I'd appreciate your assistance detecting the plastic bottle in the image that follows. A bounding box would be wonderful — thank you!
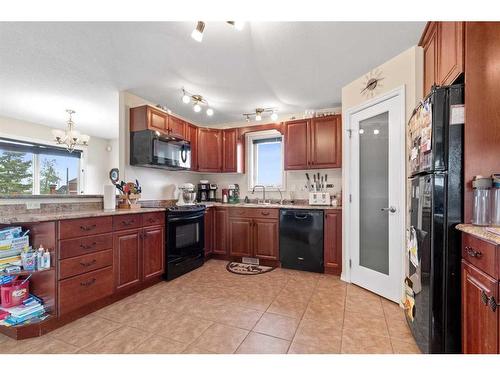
[37,245,44,270]
[42,250,51,270]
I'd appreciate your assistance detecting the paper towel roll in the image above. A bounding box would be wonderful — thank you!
[103,184,116,211]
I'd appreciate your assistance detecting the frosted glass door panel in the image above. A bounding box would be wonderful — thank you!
[359,112,389,275]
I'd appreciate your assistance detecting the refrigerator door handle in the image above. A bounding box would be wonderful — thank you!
[381,206,397,213]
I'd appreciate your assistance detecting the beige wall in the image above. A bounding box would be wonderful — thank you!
[0,115,118,195]
[342,46,423,123]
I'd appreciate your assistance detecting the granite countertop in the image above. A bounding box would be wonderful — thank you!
[0,194,103,200]
[203,202,342,210]
[0,207,166,225]
[456,224,500,245]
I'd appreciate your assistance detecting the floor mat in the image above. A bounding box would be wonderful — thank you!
[226,262,274,275]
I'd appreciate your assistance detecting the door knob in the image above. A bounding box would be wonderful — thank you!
[381,207,396,213]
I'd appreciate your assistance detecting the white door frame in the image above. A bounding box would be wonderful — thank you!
[341,86,406,302]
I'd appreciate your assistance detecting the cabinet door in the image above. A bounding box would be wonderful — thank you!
[422,22,437,96]
[228,218,253,257]
[198,129,222,172]
[253,218,279,260]
[222,128,237,173]
[149,107,168,132]
[310,115,341,168]
[324,211,342,274]
[284,119,309,170]
[142,226,164,281]
[461,261,498,354]
[113,229,142,291]
[437,22,464,86]
[186,124,198,171]
[213,208,228,254]
[168,116,186,139]
[204,207,214,256]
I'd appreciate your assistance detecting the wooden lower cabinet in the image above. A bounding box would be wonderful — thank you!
[461,260,498,354]
[228,208,279,261]
[114,229,142,291]
[204,207,214,256]
[213,207,228,254]
[228,218,253,257]
[253,218,279,260]
[142,225,165,281]
[324,210,342,275]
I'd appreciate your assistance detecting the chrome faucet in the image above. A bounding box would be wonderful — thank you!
[252,185,267,204]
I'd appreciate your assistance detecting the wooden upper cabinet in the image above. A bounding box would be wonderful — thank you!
[198,128,222,172]
[437,22,464,87]
[419,22,464,96]
[421,22,438,96]
[222,128,237,173]
[168,116,186,139]
[253,218,279,260]
[228,218,253,257]
[130,105,168,133]
[150,108,168,132]
[142,225,164,282]
[186,123,199,171]
[310,115,342,168]
[324,210,342,275]
[284,119,310,170]
[461,261,498,354]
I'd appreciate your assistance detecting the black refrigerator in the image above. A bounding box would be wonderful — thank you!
[405,84,464,354]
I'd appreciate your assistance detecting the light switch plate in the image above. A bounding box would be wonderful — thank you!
[26,202,41,210]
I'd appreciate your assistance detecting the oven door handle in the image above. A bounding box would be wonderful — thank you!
[168,213,205,222]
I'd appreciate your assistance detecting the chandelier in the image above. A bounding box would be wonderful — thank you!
[52,110,90,153]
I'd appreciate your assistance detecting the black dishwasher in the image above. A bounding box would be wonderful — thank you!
[279,209,324,273]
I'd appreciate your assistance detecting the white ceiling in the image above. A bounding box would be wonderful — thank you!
[0,22,425,139]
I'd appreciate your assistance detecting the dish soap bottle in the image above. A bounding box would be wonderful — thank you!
[42,249,51,270]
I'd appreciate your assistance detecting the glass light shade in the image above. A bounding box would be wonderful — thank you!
[52,129,65,139]
[373,129,380,135]
[255,114,262,121]
[233,22,244,31]
[193,103,202,112]
[206,108,214,116]
[271,112,278,121]
[191,29,203,42]
[80,134,90,143]
[182,94,191,104]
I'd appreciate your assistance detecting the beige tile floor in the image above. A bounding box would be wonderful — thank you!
[0,259,420,354]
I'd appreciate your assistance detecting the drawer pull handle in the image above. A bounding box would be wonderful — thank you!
[80,278,96,287]
[465,246,482,258]
[121,220,134,226]
[80,242,97,250]
[80,224,96,231]
[297,257,305,261]
[489,296,498,312]
[481,290,489,305]
[79,259,97,267]
[261,212,270,216]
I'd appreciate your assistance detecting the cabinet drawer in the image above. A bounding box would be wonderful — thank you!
[59,216,112,240]
[59,233,113,259]
[58,266,114,316]
[228,207,279,219]
[462,233,497,278]
[113,214,142,231]
[59,249,113,280]
[142,212,165,227]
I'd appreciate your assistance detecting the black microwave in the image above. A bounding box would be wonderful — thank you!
[130,130,191,170]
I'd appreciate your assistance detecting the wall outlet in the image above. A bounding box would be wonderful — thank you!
[26,202,41,210]
[326,184,334,188]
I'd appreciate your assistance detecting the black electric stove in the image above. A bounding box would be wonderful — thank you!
[164,204,206,280]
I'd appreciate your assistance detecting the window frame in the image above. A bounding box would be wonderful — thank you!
[0,136,85,195]
[246,130,285,192]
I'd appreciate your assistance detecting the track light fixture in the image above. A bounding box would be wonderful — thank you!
[181,88,214,117]
[190,21,245,42]
[242,108,279,122]
[191,21,205,42]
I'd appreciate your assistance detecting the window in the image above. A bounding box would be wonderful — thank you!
[0,138,82,195]
[247,131,284,190]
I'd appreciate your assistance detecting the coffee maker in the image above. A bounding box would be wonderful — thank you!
[197,181,218,202]
[228,184,240,204]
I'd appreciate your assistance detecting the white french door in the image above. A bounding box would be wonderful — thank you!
[346,88,405,302]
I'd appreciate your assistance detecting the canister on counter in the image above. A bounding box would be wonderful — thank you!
[491,174,500,227]
[472,176,493,226]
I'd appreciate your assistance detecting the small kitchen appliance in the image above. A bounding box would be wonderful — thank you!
[228,184,240,204]
[208,184,217,201]
[308,192,331,206]
[177,183,197,206]
[472,176,493,226]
